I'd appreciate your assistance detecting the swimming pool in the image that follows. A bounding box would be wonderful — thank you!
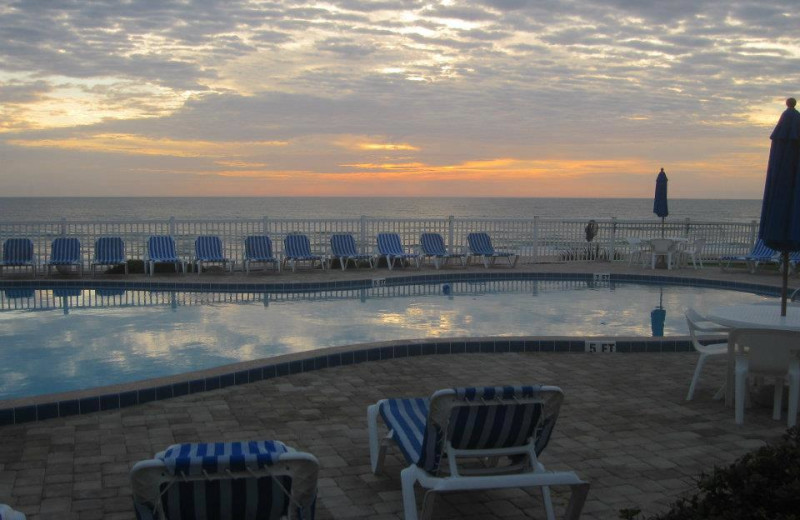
[0,277,773,400]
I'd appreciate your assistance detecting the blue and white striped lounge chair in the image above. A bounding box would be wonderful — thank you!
[367,385,589,520]
[466,232,518,268]
[146,235,185,276]
[193,235,232,275]
[130,440,318,520]
[1,238,36,277]
[720,238,778,273]
[376,233,420,270]
[244,235,280,274]
[419,232,466,269]
[0,504,26,520]
[330,233,374,271]
[283,234,325,272]
[46,237,82,276]
[91,236,127,276]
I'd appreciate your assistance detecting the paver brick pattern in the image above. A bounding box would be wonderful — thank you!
[0,350,790,519]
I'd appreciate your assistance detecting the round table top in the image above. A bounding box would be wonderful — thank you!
[707,303,800,331]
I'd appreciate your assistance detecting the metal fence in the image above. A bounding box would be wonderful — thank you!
[0,216,759,270]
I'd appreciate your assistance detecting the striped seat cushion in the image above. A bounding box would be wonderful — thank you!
[195,236,225,261]
[49,237,81,264]
[149,441,293,520]
[380,386,555,473]
[245,236,275,261]
[94,237,125,264]
[284,235,319,259]
[330,234,368,258]
[2,239,34,265]
[377,233,416,257]
[467,233,512,257]
[148,236,179,262]
[420,233,447,256]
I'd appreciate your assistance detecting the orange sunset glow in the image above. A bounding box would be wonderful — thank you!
[0,1,797,197]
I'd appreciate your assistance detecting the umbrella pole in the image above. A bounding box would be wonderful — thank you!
[782,251,789,316]
[661,217,665,238]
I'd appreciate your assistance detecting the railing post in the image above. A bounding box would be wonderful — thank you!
[749,220,757,246]
[262,216,269,234]
[609,217,617,262]
[169,216,176,236]
[685,217,691,237]
[360,215,367,251]
[60,217,67,236]
[532,216,539,263]
[448,215,454,253]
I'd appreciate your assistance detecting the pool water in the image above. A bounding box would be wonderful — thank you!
[0,279,772,399]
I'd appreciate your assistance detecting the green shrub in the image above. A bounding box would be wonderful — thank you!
[622,427,800,519]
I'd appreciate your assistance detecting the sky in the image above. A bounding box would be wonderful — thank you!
[0,0,798,198]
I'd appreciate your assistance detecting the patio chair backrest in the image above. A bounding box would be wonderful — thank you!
[245,235,274,260]
[418,386,563,472]
[94,237,125,263]
[377,233,404,255]
[331,234,358,256]
[284,234,313,257]
[751,238,777,257]
[194,235,224,259]
[50,237,81,263]
[131,440,319,520]
[420,233,447,255]
[730,328,800,374]
[649,238,675,254]
[467,232,495,255]
[2,238,34,264]
[148,236,178,261]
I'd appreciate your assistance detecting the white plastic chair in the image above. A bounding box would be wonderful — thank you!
[685,308,729,401]
[680,239,706,269]
[0,504,26,519]
[625,237,648,266]
[649,238,677,269]
[729,328,800,427]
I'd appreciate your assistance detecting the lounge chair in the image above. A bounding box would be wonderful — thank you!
[0,238,36,276]
[0,504,26,520]
[466,232,517,268]
[685,308,729,401]
[376,232,420,270]
[330,233,374,270]
[367,385,589,520]
[720,238,778,273]
[283,234,325,272]
[46,237,82,276]
[193,235,232,275]
[131,440,319,520]
[243,235,280,274]
[419,232,466,269]
[146,235,185,276]
[91,237,127,276]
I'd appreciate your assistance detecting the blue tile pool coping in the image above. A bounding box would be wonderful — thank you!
[0,271,775,425]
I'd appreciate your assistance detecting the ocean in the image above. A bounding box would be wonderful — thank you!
[0,197,762,222]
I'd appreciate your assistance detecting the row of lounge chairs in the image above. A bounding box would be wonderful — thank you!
[0,232,517,276]
[720,238,800,273]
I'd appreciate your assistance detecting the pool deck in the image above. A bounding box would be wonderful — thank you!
[0,260,795,519]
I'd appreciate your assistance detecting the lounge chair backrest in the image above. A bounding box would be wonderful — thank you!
[148,236,177,261]
[284,234,313,257]
[131,440,318,520]
[331,234,358,256]
[751,238,777,257]
[50,237,81,263]
[94,237,125,263]
[420,233,446,255]
[377,233,404,255]
[467,232,495,255]
[2,238,34,264]
[245,235,274,260]
[194,235,224,259]
[414,386,562,472]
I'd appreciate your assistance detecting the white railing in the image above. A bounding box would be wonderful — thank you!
[0,216,759,269]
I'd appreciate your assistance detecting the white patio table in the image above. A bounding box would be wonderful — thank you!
[707,303,800,406]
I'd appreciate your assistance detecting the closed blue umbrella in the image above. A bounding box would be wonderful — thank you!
[653,168,669,237]
[758,98,800,316]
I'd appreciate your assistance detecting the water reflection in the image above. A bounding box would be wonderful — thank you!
[0,280,773,399]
